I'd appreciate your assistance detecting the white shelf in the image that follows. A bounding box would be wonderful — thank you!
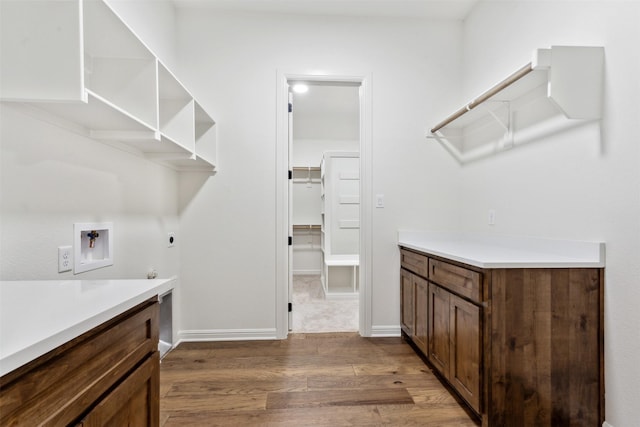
[0,0,217,172]
[194,101,217,168]
[159,62,195,153]
[427,46,604,164]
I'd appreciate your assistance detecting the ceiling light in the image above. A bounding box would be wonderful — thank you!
[292,84,309,94]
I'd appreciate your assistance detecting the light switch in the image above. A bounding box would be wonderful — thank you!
[376,194,385,208]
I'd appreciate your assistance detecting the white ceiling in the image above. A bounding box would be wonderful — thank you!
[173,0,479,20]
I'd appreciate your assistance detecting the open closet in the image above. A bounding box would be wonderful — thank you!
[290,83,360,332]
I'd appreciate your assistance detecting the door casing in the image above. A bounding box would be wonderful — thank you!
[275,71,373,338]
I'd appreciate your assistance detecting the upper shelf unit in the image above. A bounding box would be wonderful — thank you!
[427,46,604,164]
[0,0,216,172]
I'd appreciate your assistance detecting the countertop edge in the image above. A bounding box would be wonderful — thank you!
[0,278,176,378]
[398,232,605,269]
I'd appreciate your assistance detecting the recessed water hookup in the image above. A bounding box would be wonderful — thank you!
[74,222,114,274]
[87,230,100,248]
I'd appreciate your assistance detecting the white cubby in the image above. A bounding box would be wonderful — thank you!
[194,102,217,167]
[0,0,217,172]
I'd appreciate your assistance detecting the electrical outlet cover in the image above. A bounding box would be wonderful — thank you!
[58,246,72,273]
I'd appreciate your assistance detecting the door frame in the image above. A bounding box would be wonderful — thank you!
[275,70,373,338]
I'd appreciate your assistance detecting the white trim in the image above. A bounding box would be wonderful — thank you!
[359,74,373,337]
[371,325,401,337]
[177,328,278,342]
[602,422,614,427]
[275,71,289,339]
[276,70,373,338]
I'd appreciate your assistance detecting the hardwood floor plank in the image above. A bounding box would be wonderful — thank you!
[377,405,479,426]
[163,406,384,427]
[167,377,308,396]
[161,393,266,412]
[307,373,438,391]
[353,363,431,376]
[266,388,414,409]
[160,333,478,426]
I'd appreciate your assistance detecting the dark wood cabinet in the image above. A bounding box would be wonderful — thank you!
[400,268,428,355]
[427,282,450,377]
[413,275,429,355]
[400,246,604,426]
[78,352,159,427]
[400,268,415,336]
[0,298,159,426]
[448,292,481,413]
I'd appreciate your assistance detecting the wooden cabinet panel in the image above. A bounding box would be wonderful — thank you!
[489,268,603,426]
[449,293,481,413]
[79,352,159,427]
[400,268,415,336]
[428,283,450,379]
[0,299,159,426]
[400,246,603,426]
[429,258,481,302]
[400,249,428,278]
[413,275,429,354]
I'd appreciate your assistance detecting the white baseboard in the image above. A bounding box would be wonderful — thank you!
[177,328,278,343]
[603,422,614,427]
[371,325,401,337]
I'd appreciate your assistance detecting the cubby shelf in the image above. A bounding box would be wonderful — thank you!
[0,0,217,172]
[427,46,604,164]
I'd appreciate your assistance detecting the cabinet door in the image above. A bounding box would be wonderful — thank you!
[413,275,429,354]
[79,352,159,427]
[449,294,481,413]
[428,283,450,378]
[400,269,415,336]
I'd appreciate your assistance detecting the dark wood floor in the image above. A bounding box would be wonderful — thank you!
[160,333,480,426]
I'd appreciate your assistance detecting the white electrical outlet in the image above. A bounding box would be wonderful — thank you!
[168,232,175,248]
[58,246,72,273]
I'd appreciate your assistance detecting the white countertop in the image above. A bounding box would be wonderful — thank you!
[0,277,176,377]
[398,231,605,269]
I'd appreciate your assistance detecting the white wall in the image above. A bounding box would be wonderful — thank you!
[174,9,463,337]
[459,2,640,426]
[0,1,181,282]
[0,104,180,281]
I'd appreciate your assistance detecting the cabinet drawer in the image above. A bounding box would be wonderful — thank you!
[0,299,159,426]
[400,249,429,278]
[429,259,481,302]
[78,351,159,427]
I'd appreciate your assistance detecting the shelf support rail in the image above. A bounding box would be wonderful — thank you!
[430,62,534,134]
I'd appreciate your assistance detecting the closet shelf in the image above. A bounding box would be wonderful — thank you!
[427,46,604,164]
[0,0,217,172]
[293,224,322,231]
[292,166,321,172]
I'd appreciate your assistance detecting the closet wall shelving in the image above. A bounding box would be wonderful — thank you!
[427,46,604,164]
[291,167,322,185]
[320,151,360,299]
[291,165,322,275]
[0,0,217,172]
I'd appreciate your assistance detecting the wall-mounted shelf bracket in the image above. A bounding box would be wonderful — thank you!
[426,46,604,164]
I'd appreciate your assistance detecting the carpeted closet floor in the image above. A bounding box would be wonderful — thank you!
[291,275,359,333]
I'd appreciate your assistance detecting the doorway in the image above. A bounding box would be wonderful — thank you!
[275,72,372,338]
[290,83,360,332]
